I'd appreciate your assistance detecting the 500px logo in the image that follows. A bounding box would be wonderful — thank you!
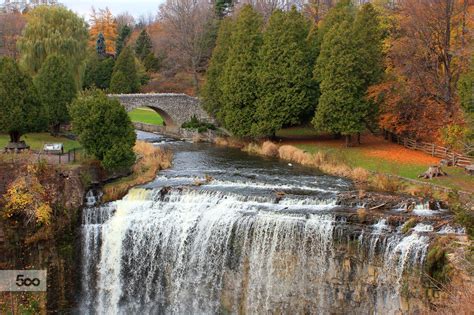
[0,270,47,292]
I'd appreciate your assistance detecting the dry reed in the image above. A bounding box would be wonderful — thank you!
[102,141,173,202]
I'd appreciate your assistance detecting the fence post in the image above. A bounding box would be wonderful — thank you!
[431,144,435,156]
[58,154,61,165]
[404,138,407,147]
[73,148,76,162]
[452,153,456,166]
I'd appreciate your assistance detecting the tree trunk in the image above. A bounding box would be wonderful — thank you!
[419,166,447,179]
[345,135,351,147]
[51,123,61,136]
[9,131,20,143]
[357,132,361,145]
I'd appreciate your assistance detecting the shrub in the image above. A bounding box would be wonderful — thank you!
[70,90,136,172]
[182,115,216,133]
[425,245,451,284]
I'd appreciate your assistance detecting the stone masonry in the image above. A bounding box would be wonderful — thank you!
[108,93,214,127]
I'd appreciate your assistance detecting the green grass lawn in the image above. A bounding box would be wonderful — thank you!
[275,126,474,192]
[296,143,474,192]
[128,108,164,126]
[0,133,81,152]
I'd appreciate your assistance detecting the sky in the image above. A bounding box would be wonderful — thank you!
[60,0,164,20]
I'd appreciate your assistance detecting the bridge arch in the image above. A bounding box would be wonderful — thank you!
[108,93,214,128]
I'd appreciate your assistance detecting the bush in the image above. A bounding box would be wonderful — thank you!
[70,90,136,172]
[181,115,216,133]
[102,143,136,172]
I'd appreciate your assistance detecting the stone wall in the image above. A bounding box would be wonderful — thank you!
[109,93,214,127]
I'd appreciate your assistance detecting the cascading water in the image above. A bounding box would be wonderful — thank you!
[79,132,435,314]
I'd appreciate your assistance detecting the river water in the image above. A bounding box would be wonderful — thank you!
[80,131,434,314]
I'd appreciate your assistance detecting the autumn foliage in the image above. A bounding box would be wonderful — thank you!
[2,163,52,225]
[369,0,474,141]
[89,7,118,55]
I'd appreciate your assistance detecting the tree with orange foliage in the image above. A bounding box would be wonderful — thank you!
[89,7,118,55]
[369,0,474,141]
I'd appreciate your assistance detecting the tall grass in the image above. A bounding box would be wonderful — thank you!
[237,140,411,193]
[102,141,173,202]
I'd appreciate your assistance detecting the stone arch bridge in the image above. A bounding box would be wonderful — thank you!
[108,93,214,128]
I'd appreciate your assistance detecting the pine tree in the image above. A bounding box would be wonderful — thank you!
[201,18,233,119]
[252,8,313,137]
[83,53,115,90]
[0,58,41,144]
[110,47,139,93]
[35,55,77,135]
[135,29,153,61]
[110,71,132,94]
[312,21,367,145]
[353,3,384,90]
[215,0,233,18]
[314,0,355,83]
[116,25,131,57]
[220,5,263,137]
[306,23,321,119]
[352,3,384,133]
[96,33,106,58]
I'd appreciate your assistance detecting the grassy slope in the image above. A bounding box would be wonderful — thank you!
[278,127,474,192]
[0,133,81,151]
[128,108,164,126]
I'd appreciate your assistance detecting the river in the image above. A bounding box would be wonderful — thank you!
[79,131,438,314]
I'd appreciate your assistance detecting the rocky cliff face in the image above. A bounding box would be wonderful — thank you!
[0,162,88,313]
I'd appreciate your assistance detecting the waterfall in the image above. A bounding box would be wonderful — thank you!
[80,187,431,314]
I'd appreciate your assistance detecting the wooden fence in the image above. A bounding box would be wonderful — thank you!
[386,132,473,168]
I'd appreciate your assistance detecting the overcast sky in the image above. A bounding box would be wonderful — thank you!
[60,0,164,20]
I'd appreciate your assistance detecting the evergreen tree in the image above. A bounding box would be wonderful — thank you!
[317,0,355,43]
[314,0,355,83]
[135,29,153,61]
[220,5,263,137]
[306,23,321,119]
[0,58,41,144]
[35,55,77,135]
[70,90,136,171]
[312,21,367,145]
[252,8,313,137]
[353,3,384,90]
[96,33,107,58]
[83,54,115,90]
[110,71,132,94]
[352,3,385,132]
[215,0,233,18]
[143,52,162,72]
[201,18,233,119]
[110,47,139,93]
[116,25,131,57]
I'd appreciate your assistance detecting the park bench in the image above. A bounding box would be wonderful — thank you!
[43,143,64,155]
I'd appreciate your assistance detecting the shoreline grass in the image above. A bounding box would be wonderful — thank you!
[102,141,172,202]
[215,137,473,201]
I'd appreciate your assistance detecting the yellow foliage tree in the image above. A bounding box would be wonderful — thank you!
[2,164,52,225]
[89,7,118,55]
